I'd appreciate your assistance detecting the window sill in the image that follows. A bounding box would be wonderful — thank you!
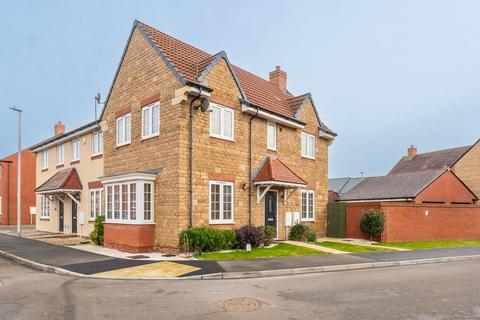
[209,220,235,225]
[56,164,64,169]
[70,160,80,165]
[301,155,316,161]
[210,135,235,143]
[39,218,50,221]
[41,168,48,172]
[141,133,159,141]
[116,142,131,148]
[91,154,103,160]
[300,218,315,222]
[104,220,155,225]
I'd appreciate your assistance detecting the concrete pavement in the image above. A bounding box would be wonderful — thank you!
[1,255,480,319]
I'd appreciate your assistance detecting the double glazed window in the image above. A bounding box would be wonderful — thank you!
[71,139,80,161]
[92,131,103,156]
[210,104,234,141]
[90,189,103,220]
[301,190,314,221]
[56,144,64,165]
[116,113,131,146]
[41,196,50,218]
[301,132,315,159]
[42,150,48,169]
[267,123,276,150]
[105,181,153,223]
[142,102,160,139]
[209,180,234,224]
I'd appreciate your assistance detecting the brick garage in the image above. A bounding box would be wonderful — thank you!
[346,202,480,242]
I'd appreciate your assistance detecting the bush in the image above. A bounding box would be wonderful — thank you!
[235,225,264,249]
[179,227,235,253]
[261,225,276,246]
[288,223,316,242]
[90,215,105,245]
[360,209,385,240]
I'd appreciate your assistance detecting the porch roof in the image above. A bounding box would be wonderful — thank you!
[254,157,307,188]
[35,168,83,194]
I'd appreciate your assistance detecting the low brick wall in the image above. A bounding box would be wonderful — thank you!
[104,223,155,253]
[345,202,480,242]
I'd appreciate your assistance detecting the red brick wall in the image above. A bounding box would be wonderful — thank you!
[415,171,476,204]
[345,202,381,240]
[382,203,480,242]
[104,223,155,253]
[0,150,36,225]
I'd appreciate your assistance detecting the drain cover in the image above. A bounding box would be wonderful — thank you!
[222,297,265,312]
[162,254,176,257]
[127,255,150,259]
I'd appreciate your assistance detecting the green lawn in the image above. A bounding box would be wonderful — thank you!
[378,240,480,250]
[195,243,328,260]
[315,241,395,253]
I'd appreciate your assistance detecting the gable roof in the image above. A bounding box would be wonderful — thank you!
[102,20,335,136]
[388,145,471,175]
[329,177,364,194]
[254,157,307,186]
[340,169,446,201]
[35,168,83,193]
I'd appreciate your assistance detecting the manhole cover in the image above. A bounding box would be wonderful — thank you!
[222,297,265,312]
[126,255,150,259]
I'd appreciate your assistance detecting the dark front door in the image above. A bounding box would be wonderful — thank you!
[59,201,64,232]
[71,201,77,234]
[264,191,277,236]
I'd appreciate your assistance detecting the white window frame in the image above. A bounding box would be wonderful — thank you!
[89,188,103,220]
[42,150,49,169]
[56,144,64,165]
[301,132,315,159]
[301,190,315,221]
[92,131,103,156]
[209,180,234,224]
[71,139,80,162]
[141,102,160,140]
[116,113,131,147]
[104,180,154,224]
[209,103,234,141]
[41,195,50,218]
[267,122,276,150]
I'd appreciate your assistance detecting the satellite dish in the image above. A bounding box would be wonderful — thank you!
[199,97,210,112]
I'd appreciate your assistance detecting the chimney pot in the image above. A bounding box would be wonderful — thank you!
[269,66,287,92]
[407,145,417,159]
[54,121,65,136]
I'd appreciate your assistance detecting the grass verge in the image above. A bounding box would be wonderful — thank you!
[195,243,328,260]
[315,241,395,253]
[378,240,480,250]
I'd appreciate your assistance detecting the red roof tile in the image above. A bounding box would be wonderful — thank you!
[35,168,83,193]
[254,157,307,185]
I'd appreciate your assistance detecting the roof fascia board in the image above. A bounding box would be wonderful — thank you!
[241,103,305,129]
[412,170,447,198]
[253,180,306,188]
[451,138,480,168]
[294,94,337,137]
[341,198,412,203]
[36,189,82,195]
[30,123,100,152]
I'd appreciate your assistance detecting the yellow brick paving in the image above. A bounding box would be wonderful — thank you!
[94,261,200,278]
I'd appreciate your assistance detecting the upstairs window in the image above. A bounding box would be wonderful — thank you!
[210,104,234,141]
[92,131,103,156]
[56,144,64,165]
[142,102,160,139]
[301,190,314,221]
[301,132,315,159]
[71,139,80,162]
[42,150,49,169]
[267,123,276,150]
[116,113,131,146]
[209,180,234,224]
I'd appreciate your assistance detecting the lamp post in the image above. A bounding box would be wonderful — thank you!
[9,107,22,237]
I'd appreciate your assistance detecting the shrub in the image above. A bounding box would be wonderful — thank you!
[90,215,105,245]
[288,223,317,242]
[179,227,235,253]
[261,225,276,246]
[360,209,385,240]
[235,225,264,249]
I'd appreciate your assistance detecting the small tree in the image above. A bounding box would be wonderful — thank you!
[90,215,105,245]
[360,209,385,240]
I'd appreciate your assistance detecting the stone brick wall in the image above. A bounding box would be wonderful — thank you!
[453,141,480,199]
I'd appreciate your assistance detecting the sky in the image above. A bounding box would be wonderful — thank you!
[1,0,479,178]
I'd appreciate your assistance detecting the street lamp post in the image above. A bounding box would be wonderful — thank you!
[10,107,22,237]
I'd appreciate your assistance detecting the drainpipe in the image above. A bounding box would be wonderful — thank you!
[189,94,201,228]
[248,107,259,226]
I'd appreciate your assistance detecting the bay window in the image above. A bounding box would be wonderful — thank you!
[209,180,234,224]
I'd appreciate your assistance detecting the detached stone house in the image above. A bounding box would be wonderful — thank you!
[30,121,104,237]
[99,20,336,252]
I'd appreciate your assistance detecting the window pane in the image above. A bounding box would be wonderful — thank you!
[210,107,221,135]
[308,192,314,219]
[308,136,314,157]
[114,185,120,219]
[99,132,103,154]
[95,190,101,217]
[125,115,131,142]
[144,183,151,221]
[143,108,151,136]
[130,183,136,220]
[152,105,159,134]
[90,191,95,219]
[107,186,112,219]
[92,133,98,154]
[268,124,275,149]
[223,185,232,220]
[210,184,220,220]
[121,184,128,220]
[301,192,307,219]
[117,118,124,144]
[223,109,233,138]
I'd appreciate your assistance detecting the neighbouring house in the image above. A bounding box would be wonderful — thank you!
[0,150,36,225]
[29,121,103,237]
[336,143,480,242]
[328,177,364,202]
[99,20,336,252]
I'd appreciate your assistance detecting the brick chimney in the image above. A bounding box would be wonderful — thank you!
[407,145,417,160]
[269,66,287,92]
[54,121,65,136]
